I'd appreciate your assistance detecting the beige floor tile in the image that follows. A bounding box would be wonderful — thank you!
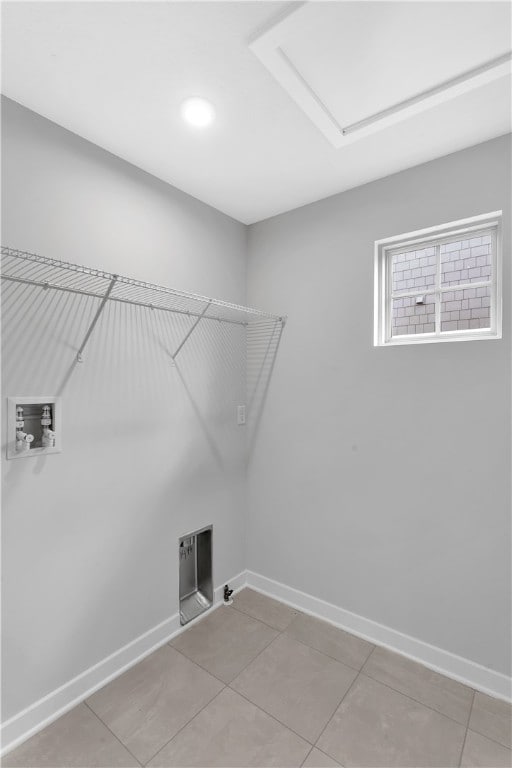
[147,687,310,767]
[461,729,512,767]
[231,633,357,743]
[233,588,298,630]
[469,691,512,748]
[86,645,222,764]
[171,604,278,683]
[1,704,139,767]
[363,645,474,724]
[286,612,374,670]
[317,674,465,767]
[301,747,342,767]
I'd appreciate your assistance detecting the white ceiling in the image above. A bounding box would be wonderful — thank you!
[2,1,511,224]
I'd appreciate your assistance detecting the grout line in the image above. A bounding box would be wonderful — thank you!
[236,602,473,731]
[217,599,476,750]
[316,746,343,765]
[466,689,476,728]
[227,684,315,747]
[141,685,228,766]
[233,594,374,674]
[169,607,282,686]
[84,701,143,767]
[228,622,285,680]
[169,644,230,686]
[113,592,493,767]
[230,602,298,633]
[191,604,317,746]
[300,744,315,767]
[166,596,485,762]
[456,691,512,765]
[358,669,475,728]
[362,643,378,667]
[231,598,370,673]
[282,625,373,673]
[464,696,512,751]
[458,691,475,767]
[311,671,360,748]
[246,579,512,703]
[223,614,354,748]
[164,606,316,751]
[236,602,480,760]
[464,727,512,753]
[313,669,362,752]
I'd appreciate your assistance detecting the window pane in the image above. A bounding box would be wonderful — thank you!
[441,286,491,332]
[392,294,436,336]
[392,246,436,293]
[440,234,492,287]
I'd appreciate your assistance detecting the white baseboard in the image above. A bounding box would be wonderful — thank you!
[3,567,509,757]
[246,570,512,703]
[0,570,247,757]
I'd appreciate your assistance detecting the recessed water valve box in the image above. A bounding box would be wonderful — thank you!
[179,525,213,626]
[7,396,62,459]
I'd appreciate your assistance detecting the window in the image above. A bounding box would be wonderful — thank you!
[374,212,502,346]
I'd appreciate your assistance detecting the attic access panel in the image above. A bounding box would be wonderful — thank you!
[250,2,512,146]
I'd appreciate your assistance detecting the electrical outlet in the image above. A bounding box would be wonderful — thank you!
[237,405,246,425]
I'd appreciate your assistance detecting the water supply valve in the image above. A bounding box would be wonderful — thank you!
[15,407,34,453]
[41,405,56,448]
[16,431,34,453]
[223,585,234,605]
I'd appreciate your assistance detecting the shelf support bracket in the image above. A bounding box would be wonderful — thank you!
[171,301,212,362]
[76,275,118,362]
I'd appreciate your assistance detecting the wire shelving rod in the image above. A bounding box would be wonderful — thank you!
[1,246,286,328]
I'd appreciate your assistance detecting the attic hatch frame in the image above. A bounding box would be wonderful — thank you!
[1,247,286,363]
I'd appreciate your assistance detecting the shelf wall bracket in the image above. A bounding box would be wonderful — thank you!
[76,275,118,363]
[171,301,212,363]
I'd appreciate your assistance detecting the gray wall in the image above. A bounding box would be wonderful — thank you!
[1,97,248,720]
[247,134,511,676]
[2,95,510,727]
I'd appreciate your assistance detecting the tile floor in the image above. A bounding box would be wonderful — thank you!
[3,588,511,767]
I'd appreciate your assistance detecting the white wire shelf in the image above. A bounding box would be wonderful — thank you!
[1,247,285,327]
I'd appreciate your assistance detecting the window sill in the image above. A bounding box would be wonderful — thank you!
[376,330,502,347]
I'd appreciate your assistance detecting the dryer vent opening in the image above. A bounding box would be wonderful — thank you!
[179,525,213,625]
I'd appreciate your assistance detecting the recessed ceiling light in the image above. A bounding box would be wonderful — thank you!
[181,97,215,128]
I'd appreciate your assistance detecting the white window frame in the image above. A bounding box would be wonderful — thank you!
[374,211,502,346]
